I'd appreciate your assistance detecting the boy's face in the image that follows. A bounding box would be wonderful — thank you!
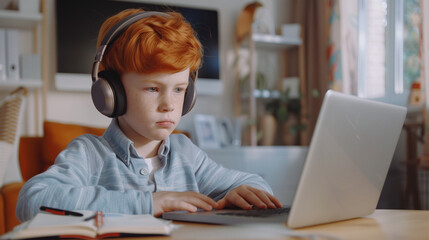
[118,68,190,144]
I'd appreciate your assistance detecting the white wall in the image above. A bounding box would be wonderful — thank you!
[43,0,293,134]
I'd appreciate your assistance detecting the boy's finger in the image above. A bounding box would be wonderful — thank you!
[228,191,253,209]
[218,191,253,210]
[186,192,218,207]
[189,199,214,211]
[216,198,226,209]
[267,194,283,208]
[233,196,253,210]
[238,190,267,209]
[251,189,273,208]
[247,186,282,208]
[185,192,218,211]
[167,201,198,213]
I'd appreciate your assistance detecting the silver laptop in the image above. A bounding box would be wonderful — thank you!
[162,90,407,228]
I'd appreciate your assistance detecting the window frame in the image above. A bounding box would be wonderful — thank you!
[358,0,409,106]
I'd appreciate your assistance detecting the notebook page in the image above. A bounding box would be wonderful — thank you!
[98,213,172,235]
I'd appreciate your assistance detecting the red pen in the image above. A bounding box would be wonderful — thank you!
[40,206,84,217]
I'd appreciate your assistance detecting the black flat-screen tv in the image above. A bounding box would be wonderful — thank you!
[55,0,221,95]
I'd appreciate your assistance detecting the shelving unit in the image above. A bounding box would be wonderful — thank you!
[0,79,42,90]
[0,7,44,137]
[252,33,301,49]
[0,9,42,29]
[237,32,304,146]
[0,9,43,89]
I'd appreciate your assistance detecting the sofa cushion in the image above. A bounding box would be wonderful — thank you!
[0,189,5,234]
[1,182,24,232]
[42,121,105,169]
[19,137,45,181]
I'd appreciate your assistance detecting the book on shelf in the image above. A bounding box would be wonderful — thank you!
[0,28,6,81]
[0,209,173,239]
[5,29,20,81]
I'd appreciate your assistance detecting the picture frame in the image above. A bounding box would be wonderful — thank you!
[217,117,234,147]
[193,114,221,149]
[217,117,242,147]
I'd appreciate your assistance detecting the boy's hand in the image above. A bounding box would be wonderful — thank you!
[216,185,282,210]
[152,191,218,217]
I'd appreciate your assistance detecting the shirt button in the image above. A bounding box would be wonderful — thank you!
[140,168,149,176]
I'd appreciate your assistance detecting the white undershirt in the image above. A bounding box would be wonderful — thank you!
[144,156,162,183]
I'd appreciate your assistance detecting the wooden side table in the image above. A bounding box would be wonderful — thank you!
[402,118,424,209]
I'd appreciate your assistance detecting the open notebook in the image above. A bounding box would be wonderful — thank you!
[162,90,407,228]
[1,210,172,239]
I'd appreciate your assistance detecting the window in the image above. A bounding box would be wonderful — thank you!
[357,0,422,106]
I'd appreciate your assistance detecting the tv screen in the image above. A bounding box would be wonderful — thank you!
[55,0,221,94]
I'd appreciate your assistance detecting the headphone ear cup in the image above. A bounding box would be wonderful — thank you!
[182,76,196,116]
[91,70,127,117]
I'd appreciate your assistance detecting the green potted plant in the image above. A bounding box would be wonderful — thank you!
[265,88,305,145]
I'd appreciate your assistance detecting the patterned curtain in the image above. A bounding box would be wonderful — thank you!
[327,0,343,92]
[337,0,359,95]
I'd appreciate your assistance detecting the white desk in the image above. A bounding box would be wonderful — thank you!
[124,210,429,240]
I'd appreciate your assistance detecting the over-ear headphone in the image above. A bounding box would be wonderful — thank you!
[91,11,197,118]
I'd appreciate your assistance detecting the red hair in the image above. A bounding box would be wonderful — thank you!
[97,9,202,77]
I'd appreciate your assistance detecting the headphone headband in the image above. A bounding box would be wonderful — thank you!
[92,11,171,82]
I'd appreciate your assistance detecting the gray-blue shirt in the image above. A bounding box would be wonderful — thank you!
[16,119,272,222]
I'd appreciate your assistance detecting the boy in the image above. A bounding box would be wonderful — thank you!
[17,9,281,222]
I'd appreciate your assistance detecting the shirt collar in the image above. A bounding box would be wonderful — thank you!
[103,119,170,166]
[158,138,170,162]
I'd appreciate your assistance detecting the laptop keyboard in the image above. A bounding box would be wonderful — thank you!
[215,207,291,218]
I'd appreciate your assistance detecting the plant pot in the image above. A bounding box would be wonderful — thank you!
[281,114,298,145]
[259,114,277,146]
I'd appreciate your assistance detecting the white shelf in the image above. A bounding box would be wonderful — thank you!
[0,79,42,90]
[252,33,301,49]
[242,89,281,100]
[238,31,304,145]
[0,9,43,91]
[0,9,42,29]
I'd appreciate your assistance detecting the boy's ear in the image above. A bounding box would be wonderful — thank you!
[91,70,127,118]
